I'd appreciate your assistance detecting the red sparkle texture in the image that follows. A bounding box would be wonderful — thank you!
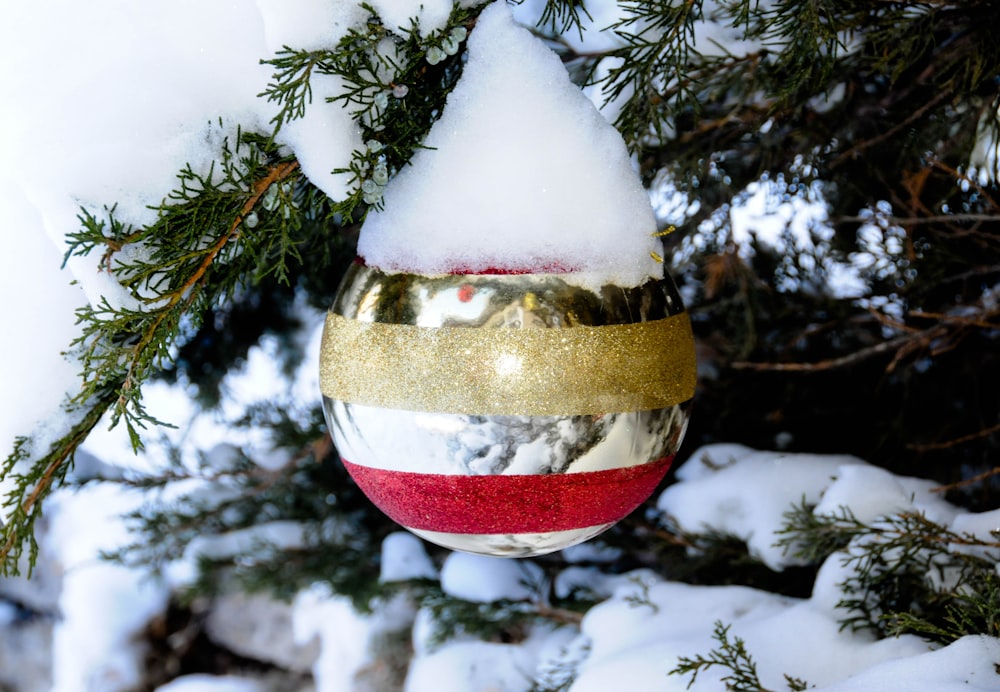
[342,457,673,535]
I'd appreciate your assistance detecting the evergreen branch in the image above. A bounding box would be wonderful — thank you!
[670,620,776,691]
[535,0,592,41]
[883,568,1000,642]
[258,3,484,219]
[315,3,476,216]
[421,590,573,650]
[603,0,710,145]
[1,386,119,575]
[3,135,308,575]
[829,89,952,169]
[259,47,335,129]
[671,620,811,690]
[70,155,302,450]
[779,504,1000,642]
[833,512,1000,639]
[130,156,300,352]
[102,403,400,612]
[754,0,847,102]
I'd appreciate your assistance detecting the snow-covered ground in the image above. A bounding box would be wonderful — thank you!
[5,435,1000,690]
[2,0,998,690]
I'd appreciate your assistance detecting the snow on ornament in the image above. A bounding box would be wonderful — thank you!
[319,1,696,557]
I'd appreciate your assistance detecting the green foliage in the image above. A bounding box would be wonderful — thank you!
[596,0,1000,190]
[421,590,546,649]
[3,5,1000,681]
[604,0,731,145]
[887,568,1000,644]
[100,402,400,612]
[1,1,479,575]
[0,389,118,575]
[607,513,817,599]
[779,504,1000,644]
[260,2,478,218]
[418,559,592,651]
[528,641,589,692]
[532,0,592,40]
[670,620,809,691]
[0,125,329,574]
[774,500,866,564]
[62,130,314,448]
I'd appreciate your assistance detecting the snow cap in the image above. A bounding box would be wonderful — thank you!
[358,0,662,287]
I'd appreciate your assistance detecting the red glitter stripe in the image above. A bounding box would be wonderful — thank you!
[341,457,673,535]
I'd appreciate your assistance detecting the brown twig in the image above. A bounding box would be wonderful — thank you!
[731,293,1000,374]
[914,421,1000,454]
[1,387,119,567]
[2,159,302,571]
[909,309,1000,330]
[730,333,916,372]
[830,90,951,169]
[930,465,1000,494]
[121,159,300,403]
[534,602,585,626]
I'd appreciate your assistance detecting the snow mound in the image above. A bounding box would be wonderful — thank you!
[658,444,960,570]
[358,1,662,287]
[440,552,544,603]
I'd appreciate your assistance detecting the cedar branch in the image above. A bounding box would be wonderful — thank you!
[1,387,119,568]
[120,159,301,404]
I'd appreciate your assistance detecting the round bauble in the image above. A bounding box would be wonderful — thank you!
[319,261,696,557]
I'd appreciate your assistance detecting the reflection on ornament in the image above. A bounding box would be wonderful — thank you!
[320,261,696,557]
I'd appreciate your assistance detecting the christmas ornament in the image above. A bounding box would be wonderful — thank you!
[319,261,696,557]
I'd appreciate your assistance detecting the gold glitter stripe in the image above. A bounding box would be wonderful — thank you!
[320,312,696,416]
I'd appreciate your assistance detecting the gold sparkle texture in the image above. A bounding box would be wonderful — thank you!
[320,311,695,415]
[319,263,697,416]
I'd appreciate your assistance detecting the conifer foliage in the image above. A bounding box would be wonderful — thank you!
[3,0,1000,685]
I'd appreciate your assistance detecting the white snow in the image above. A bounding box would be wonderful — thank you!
[814,635,1000,691]
[0,2,271,312]
[46,484,172,691]
[154,675,265,692]
[0,186,85,512]
[727,178,870,299]
[970,106,1000,184]
[405,635,554,692]
[358,1,662,287]
[380,532,439,582]
[440,552,545,603]
[369,0,483,37]
[1,1,998,691]
[657,444,869,569]
[950,508,1000,542]
[292,586,375,692]
[275,71,363,202]
[812,463,959,526]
